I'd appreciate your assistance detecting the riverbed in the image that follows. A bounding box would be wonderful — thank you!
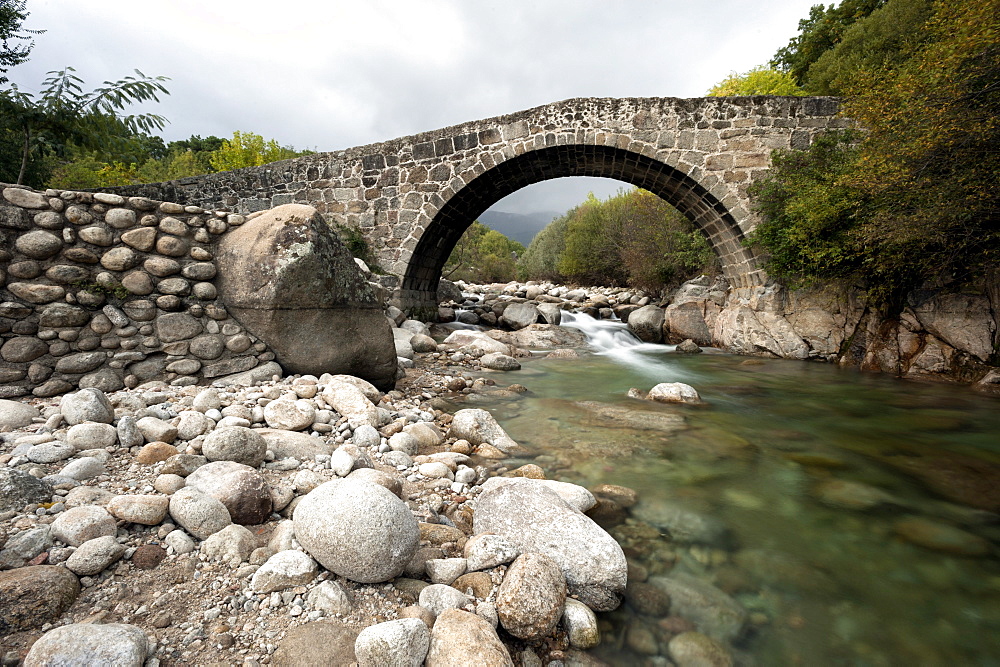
[463,313,1000,665]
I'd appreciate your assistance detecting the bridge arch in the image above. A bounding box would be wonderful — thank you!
[398,143,761,314]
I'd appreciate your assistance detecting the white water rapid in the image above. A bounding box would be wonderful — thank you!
[558,311,694,382]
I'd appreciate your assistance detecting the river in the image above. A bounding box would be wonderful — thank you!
[459,312,1000,665]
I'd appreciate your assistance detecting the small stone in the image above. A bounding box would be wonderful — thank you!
[307,580,354,616]
[65,535,125,575]
[426,558,468,585]
[418,583,471,617]
[251,550,319,593]
[355,618,430,667]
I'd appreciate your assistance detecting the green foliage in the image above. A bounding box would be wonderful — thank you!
[749,132,866,284]
[750,0,1000,306]
[168,134,224,154]
[1,67,169,185]
[334,223,376,267]
[519,188,717,292]
[772,0,888,86]
[516,213,568,282]
[706,66,806,96]
[444,221,525,283]
[208,130,304,172]
[804,0,933,94]
[42,130,307,190]
[0,0,42,85]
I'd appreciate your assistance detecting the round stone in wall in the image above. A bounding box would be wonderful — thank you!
[155,235,189,257]
[144,256,180,276]
[104,208,136,229]
[192,282,217,299]
[155,312,202,342]
[121,271,154,295]
[189,334,225,360]
[157,277,190,296]
[64,205,92,225]
[33,211,64,229]
[100,247,140,271]
[120,227,156,251]
[1,337,48,363]
[14,230,62,259]
[44,264,90,284]
[7,260,41,279]
[7,282,65,304]
[181,262,217,280]
[78,225,114,246]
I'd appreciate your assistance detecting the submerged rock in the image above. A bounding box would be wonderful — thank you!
[649,573,746,643]
[893,517,991,557]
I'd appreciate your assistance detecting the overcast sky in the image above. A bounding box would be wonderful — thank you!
[11,0,816,215]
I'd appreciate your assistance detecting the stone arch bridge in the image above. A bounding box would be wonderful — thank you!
[117,96,844,315]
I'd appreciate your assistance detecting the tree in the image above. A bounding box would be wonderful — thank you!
[208,130,302,171]
[0,0,42,85]
[771,0,888,86]
[750,0,1000,306]
[1,67,169,185]
[707,66,805,96]
[802,0,932,94]
[444,221,524,283]
[517,213,570,282]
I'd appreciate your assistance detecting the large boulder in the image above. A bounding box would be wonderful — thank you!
[500,302,540,330]
[293,479,419,583]
[627,305,665,343]
[474,478,627,611]
[216,204,397,389]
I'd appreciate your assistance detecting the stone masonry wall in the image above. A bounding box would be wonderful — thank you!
[0,185,279,399]
[110,96,846,311]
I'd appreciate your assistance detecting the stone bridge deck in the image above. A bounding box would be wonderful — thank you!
[114,96,845,313]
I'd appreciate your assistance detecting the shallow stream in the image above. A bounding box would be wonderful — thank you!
[464,313,1000,665]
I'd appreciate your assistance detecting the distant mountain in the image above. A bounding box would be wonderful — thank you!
[479,210,561,247]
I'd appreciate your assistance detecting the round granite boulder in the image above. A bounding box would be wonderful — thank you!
[293,478,419,583]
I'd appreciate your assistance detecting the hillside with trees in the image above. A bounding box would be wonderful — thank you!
[738,0,1000,307]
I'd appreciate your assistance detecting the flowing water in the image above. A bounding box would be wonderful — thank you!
[463,312,1000,666]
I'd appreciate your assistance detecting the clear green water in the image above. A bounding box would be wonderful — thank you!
[463,319,1000,666]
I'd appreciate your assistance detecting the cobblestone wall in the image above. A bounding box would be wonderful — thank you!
[111,96,845,312]
[0,186,279,399]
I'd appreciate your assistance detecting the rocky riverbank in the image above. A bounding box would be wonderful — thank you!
[0,292,744,667]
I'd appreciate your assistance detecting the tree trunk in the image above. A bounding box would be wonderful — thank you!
[16,125,30,185]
